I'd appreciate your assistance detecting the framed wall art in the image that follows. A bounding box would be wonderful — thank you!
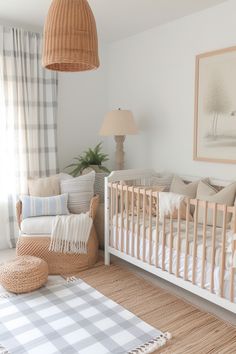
[194,46,236,164]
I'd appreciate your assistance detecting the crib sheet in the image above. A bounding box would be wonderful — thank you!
[113,215,234,269]
[111,215,236,302]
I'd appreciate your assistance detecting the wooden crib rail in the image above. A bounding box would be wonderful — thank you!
[107,182,236,306]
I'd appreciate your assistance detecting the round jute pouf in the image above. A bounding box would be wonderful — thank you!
[0,256,48,294]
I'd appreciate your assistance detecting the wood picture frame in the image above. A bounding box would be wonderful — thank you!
[194,46,236,164]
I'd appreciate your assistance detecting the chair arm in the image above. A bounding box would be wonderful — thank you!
[89,195,100,221]
[16,200,22,230]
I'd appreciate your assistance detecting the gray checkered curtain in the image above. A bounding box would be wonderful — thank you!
[0,26,58,249]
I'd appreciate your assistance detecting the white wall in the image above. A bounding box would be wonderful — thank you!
[107,0,236,180]
[57,47,109,171]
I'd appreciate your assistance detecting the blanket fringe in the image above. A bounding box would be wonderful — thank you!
[49,214,92,254]
[128,332,172,354]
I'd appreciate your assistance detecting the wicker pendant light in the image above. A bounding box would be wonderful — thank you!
[42,0,99,72]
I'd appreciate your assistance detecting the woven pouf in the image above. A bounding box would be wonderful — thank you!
[0,256,48,294]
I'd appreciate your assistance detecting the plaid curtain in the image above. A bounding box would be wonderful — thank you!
[0,26,58,249]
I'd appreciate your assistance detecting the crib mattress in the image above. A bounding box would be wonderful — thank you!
[111,215,236,302]
[113,215,234,269]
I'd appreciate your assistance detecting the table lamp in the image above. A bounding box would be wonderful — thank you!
[99,109,138,170]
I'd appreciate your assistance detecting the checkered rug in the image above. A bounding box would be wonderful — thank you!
[0,278,171,354]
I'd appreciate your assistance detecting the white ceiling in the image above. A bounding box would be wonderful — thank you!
[0,0,228,42]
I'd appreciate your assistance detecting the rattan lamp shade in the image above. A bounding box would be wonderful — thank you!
[42,0,100,72]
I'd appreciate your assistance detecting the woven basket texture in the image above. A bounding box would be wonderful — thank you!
[0,256,48,294]
[16,226,98,275]
[42,0,99,71]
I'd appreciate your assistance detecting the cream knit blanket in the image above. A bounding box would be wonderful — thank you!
[49,213,93,254]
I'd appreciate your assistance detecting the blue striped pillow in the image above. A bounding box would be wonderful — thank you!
[21,194,69,219]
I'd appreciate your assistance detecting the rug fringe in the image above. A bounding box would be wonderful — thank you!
[0,292,17,299]
[66,276,79,283]
[0,345,9,354]
[128,332,172,354]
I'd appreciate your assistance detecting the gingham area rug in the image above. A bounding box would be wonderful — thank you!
[0,278,171,354]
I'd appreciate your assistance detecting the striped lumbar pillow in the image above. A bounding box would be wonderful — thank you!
[60,171,95,214]
[21,194,69,219]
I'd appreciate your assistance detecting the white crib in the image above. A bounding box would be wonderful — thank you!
[104,169,236,314]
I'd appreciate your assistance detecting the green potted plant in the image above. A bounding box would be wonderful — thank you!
[66,142,110,177]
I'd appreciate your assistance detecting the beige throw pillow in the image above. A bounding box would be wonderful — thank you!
[28,173,73,197]
[195,181,236,227]
[28,175,60,197]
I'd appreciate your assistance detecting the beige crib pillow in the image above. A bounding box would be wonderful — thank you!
[170,175,200,198]
[151,173,173,192]
[170,175,208,215]
[195,181,236,227]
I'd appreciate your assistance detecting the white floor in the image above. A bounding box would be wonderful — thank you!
[1,248,235,326]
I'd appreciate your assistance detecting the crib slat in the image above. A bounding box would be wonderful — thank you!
[176,207,181,277]
[120,185,124,252]
[142,190,147,262]
[230,205,236,302]
[184,198,190,281]
[230,252,235,303]
[162,215,166,270]
[126,186,129,255]
[210,203,217,293]
[110,183,114,248]
[201,201,208,289]
[131,186,135,257]
[137,188,141,260]
[155,192,160,268]
[169,214,173,274]
[148,191,152,265]
[192,199,199,285]
[220,204,227,298]
[115,184,119,250]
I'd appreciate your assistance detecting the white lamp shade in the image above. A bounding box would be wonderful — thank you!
[99,109,138,136]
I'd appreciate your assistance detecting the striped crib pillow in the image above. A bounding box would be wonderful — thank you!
[21,194,69,219]
[151,173,173,191]
[60,171,95,214]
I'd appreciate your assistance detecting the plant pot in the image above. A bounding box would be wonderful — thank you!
[82,165,105,174]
